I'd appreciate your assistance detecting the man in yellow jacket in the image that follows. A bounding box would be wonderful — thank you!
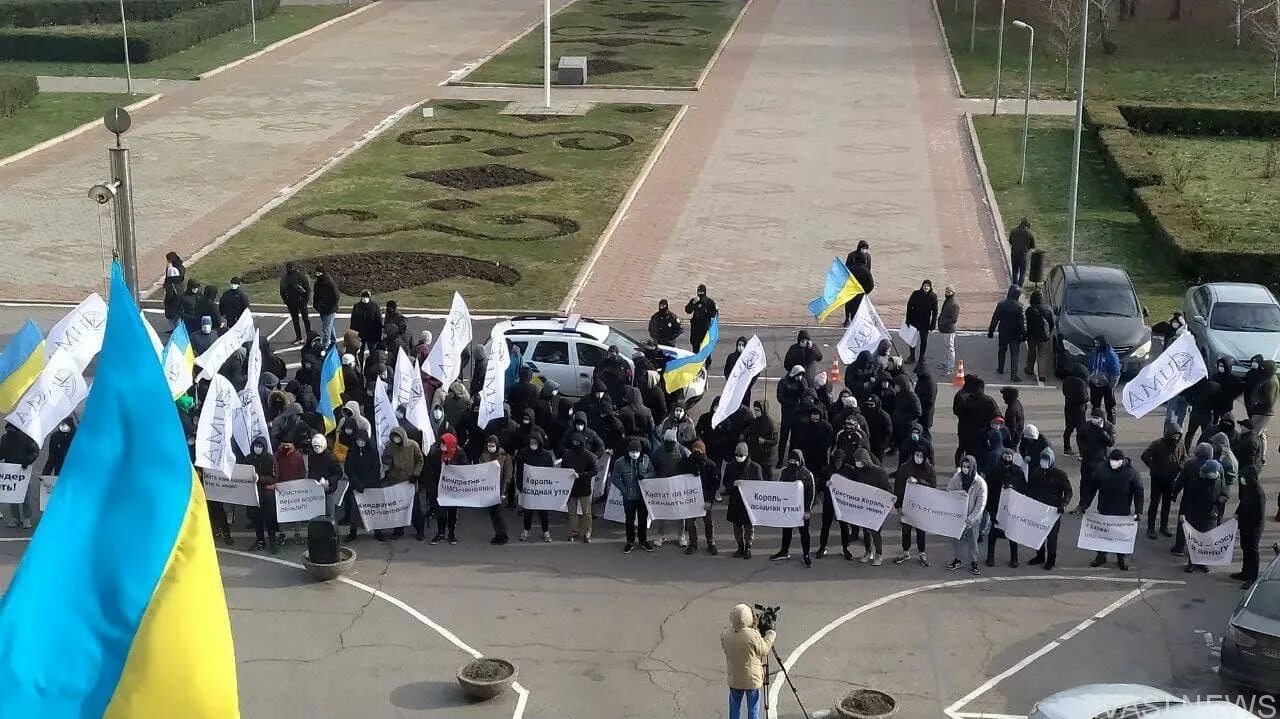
[721,604,776,719]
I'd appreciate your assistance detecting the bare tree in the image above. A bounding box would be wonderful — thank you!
[1091,0,1119,52]
[1169,0,1183,19]
[1042,0,1082,92]
[1230,0,1250,47]
[1247,0,1280,96]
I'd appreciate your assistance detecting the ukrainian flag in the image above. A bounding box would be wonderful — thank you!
[320,344,344,433]
[664,313,719,393]
[0,264,238,716]
[807,258,865,322]
[0,320,45,413]
[163,322,196,400]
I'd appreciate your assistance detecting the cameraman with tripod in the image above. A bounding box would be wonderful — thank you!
[722,604,775,719]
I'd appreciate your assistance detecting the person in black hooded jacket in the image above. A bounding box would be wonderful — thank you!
[0,423,38,528]
[1024,290,1055,382]
[279,262,311,343]
[311,266,340,348]
[179,279,203,333]
[1233,453,1267,587]
[816,449,857,560]
[559,411,606,459]
[41,416,77,476]
[648,299,683,345]
[792,406,834,476]
[783,331,823,382]
[1085,449,1144,570]
[987,285,1027,383]
[343,429,381,543]
[218,277,250,329]
[862,395,892,461]
[724,442,763,558]
[914,364,937,433]
[248,436,282,553]
[509,366,540,420]
[772,449,816,567]
[681,439,721,555]
[1210,356,1242,424]
[619,386,655,441]
[904,280,938,365]
[890,374,922,452]
[1026,447,1071,570]
[195,284,222,331]
[1001,387,1024,451]
[985,446,1023,568]
[850,448,892,563]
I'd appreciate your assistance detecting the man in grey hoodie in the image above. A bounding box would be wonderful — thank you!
[945,455,988,575]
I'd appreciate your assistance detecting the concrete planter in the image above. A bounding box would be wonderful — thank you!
[302,546,355,581]
[457,658,518,701]
[835,689,898,719]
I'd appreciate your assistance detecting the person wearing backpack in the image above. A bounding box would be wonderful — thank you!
[1024,291,1056,383]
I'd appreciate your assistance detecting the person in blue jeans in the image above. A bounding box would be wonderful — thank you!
[722,604,775,719]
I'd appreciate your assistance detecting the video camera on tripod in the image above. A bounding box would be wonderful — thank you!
[752,604,810,719]
[754,604,780,634]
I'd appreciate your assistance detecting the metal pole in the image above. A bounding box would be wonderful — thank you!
[1014,21,1034,184]
[109,145,139,299]
[993,0,1007,115]
[250,0,257,44]
[118,0,133,95]
[544,0,552,108]
[1065,0,1090,263]
[970,0,978,51]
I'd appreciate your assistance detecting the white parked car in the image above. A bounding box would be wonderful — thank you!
[1030,683,1255,718]
[487,314,707,404]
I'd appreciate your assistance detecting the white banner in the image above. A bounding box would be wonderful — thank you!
[46,293,107,372]
[273,479,327,523]
[520,465,574,512]
[1185,517,1238,566]
[373,377,397,457]
[0,463,31,504]
[391,347,432,435]
[901,483,968,539]
[713,335,766,428]
[195,374,239,478]
[1122,330,1207,419]
[38,474,55,512]
[640,474,706,521]
[827,475,894,531]
[602,484,652,527]
[141,311,164,359]
[738,480,804,528]
[477,331,510,429]
[233,330,271,457]
[7,349,88,447]
[995,489,1059,551]
[1077,512,1138,554]
[425,292,472,386]
[837,297,892,365]
[438,461,501,507]
[202,464,260,507]
[355,482,416,530]
[592,457,611,501]
[195,309,256,380]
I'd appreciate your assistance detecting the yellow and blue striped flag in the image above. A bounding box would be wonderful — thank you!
[664,313,719,393]
[319,344,345,433]
[162,322,196,400]
[0,263,238,717]
[807,258,865,322]
[0,320,45,413]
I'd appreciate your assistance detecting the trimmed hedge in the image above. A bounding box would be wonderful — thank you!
[1083,100,1128,132]
[0,0,228,28]
[1095,128,1163,188]
[0,73,37,117]
[1134,186,1280,287]
[0,0,277,62]
[1118,102,1280,137]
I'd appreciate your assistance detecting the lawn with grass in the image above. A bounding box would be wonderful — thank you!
[189,100,679,309]
[972,115,1182,318]
[937,0,1280,105]
[460,0,745,88]
[0,91,142,158]
[0,6,350,80]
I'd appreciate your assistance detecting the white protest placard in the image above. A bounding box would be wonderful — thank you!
[901,483,968,539]
[477,332,510,429]
[1122,330,1207,418]
[520,465,574,512]
[355,482,416,531]
[7,348,88,447]
[737,480,804,528]
[46,293,106,372]
[1077,512,1138,554]
[38,475,55,512]
[592,457,611,501]
[425,292,472,386]
[273,479,326,523]
[827,475,894,531]
[195,374,239,478]
[195,309,256,380]
[334,478,350,507]
[1185,518,1238,566]
[837,297,892,365]
[438,461,501,507]
[391,348,432,436]
[640,474,706,521]
[995,489,1059,551]
[897,322,919,349]
[202,464,259,507]
[713,336,766,428]
[0,463,31,504]
[602,485,652,527]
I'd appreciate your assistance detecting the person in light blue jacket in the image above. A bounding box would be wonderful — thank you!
[610,438,654,554]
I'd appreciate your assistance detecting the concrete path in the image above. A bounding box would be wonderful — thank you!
[960,96,1077,116]
[0,0,571,301]
[570,0,1010,328]
[36,76,196,94]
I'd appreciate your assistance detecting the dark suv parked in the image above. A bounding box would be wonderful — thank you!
[1044,263,1152,379]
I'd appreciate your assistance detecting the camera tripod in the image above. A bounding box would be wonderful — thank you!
[763,645,810,719]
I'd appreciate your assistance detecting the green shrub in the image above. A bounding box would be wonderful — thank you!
[0,0,277,62]
[1119,102,1280,137]
[0,0,229,28]
[1083,100,1128,131]
[1096,128,1163,188]
[1133,186,1280,288]
[0,72,37,117]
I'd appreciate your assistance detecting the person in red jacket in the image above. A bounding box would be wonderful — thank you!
[275,440,308,545]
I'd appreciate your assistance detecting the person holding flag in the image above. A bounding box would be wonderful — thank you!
[808,258,866,324]
[319,344,345,435]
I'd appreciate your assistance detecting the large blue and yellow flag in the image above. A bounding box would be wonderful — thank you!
[319,344,345,433]
[664,313,719,393]
[0,319,45,413]
[0,264,238,717]
[162,321,196,400]
[807,258,865,322]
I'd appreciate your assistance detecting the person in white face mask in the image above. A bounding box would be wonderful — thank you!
[349,289,383,364]
[609,438,654,554]
[218,276,251,328]
[724,442,764,559]
[945,455,987,575]
[1025,448,1071,570]
[248,437,281,554]
[1084,449,1144,571]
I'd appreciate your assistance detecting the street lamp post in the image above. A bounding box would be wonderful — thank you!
[1012,20,1034,184]
[992,0,1007,115]
[1064,0,1090,263]
[89,107,139,298]
[970,0,978,51]
[118,0,133,95]
[543,0,552,108]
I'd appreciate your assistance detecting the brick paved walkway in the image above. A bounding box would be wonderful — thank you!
[570,0,1009,328]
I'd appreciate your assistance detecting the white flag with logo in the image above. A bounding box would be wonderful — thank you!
[520,465,574,512]
[0,463,31,504]
[7,349,88,447]
[234,329,272,456]
[202,464,260,507]
[1121,330,1207,419]
[1077,512,1138,554]
[274,479,327,523]
[438,461,501,507]
[901,483,968,539]
[737,479,804,528]
[373,377,397,456]
[355,482,416,530]
[837,296,892,365]
[391,347,432,435]
[195,374,239,478]
[995,488,1060,550]
[713,335,765,428]
[141,311,164,359]
[477,332,510,429]
[640,474,706,521]
[425,292,472,386]
[195,309,256,380]
[827,475,894,531]
[1185,517,1238,566]
[45,293,107,372]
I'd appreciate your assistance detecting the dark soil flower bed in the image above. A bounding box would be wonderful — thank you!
[607,11,687,21]
[840,689,896,717]
[240,251,521,293]
[460,658,514,682]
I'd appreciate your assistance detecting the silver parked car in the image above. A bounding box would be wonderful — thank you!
[1185,283,1280,374]
[1030,683,1254,718]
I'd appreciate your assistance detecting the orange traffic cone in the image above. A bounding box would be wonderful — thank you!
[830,358,842,385]
[952,359,966,388]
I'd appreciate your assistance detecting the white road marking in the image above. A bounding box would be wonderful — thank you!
[267,317,292,341]
[768,575,1184,717]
